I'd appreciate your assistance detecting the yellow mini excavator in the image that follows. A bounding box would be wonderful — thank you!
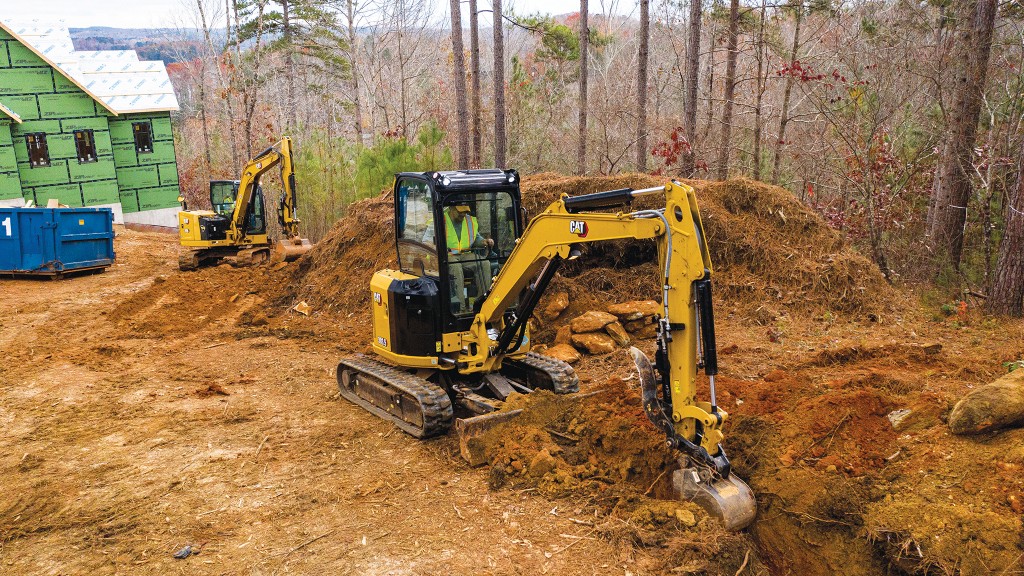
[177,137,312,270]
[337,169,755,530]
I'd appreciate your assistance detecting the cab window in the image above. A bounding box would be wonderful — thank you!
[210,181,238,216]
[396,178,438,277]
[441,191,518,316]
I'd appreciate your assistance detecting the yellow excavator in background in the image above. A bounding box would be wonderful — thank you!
[177,137,312,271]
[336,169,756,530]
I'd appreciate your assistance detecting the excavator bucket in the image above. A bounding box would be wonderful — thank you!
[672,459,756,531]
[629,346,756,531]
[271,237,313,263]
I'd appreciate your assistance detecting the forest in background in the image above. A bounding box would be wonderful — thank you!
[156,0,1024,315]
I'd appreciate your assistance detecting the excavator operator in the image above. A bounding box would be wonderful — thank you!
[444,203,493,313]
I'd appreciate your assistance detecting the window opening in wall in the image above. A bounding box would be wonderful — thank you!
[74,129,97,163]
[133,121,153,153]
[26,133,50,167]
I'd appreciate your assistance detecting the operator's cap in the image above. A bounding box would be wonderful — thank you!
[453,204,472,213]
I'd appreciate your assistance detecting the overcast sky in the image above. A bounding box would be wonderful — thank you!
[3,0,636,29]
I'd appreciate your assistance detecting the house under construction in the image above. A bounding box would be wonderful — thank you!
[0,19,181,228]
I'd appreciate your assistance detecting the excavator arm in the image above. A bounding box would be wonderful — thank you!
[456,181,755,530]
[228,138,289,242]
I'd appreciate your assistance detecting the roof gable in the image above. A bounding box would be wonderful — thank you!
[0,19,179,115]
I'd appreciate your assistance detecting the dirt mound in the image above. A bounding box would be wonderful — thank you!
[279,174,892,325]
[474,380,761,575]
[276,194,395,318]
[523,175,893,319]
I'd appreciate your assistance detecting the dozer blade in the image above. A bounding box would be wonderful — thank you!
[629,346,756,531]
[271,237,313,263]
[455,409,523,466]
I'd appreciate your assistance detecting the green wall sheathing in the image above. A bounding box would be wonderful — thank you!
[0,122,23,201]
[109,113,180,213]
[0,34,120,208]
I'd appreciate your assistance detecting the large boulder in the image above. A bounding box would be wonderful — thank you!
[949,369,1024,435]
[554,325,573,345]
[571,311,618,333]
[608,300,661,321]
[571,332,617,355]
[543,291,570,321]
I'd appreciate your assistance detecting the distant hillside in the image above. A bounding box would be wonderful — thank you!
[69,27,221,64]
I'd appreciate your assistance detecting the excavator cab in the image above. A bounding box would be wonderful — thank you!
[210,180,266,236]
[390,169,524,346]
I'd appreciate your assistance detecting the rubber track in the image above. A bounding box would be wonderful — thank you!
[504,352,580,394]
[178,251,199,271]
[337,354,453,438]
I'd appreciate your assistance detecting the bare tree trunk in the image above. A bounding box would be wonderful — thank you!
[224,0,240,169]
[636,0,649,173]
[771,0,802,185]
[926,0,998,269]
[282,0,297,131]
[469,0,482,167]
[751,0,766,181]
[577,0,589,175]
[986,147,1024,316]
[450,0,469,168]
[680,0,701,176]
[194,0,214,174]
[493,0,506,167]
[346,0,364,147]
[715,0,739,180]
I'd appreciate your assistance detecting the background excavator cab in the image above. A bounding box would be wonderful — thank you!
[209,180,266,237]
[392,169,523,341]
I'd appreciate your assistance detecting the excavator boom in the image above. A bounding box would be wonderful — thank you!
[451,180,755,529]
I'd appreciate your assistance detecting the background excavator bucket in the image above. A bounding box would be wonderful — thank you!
[271,237,313,263]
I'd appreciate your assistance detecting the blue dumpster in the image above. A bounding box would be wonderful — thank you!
[0,207,115,276]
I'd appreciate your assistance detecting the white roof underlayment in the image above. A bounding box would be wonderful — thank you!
[0,18,179,114]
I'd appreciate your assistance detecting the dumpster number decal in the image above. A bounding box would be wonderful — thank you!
[1,217,9,237]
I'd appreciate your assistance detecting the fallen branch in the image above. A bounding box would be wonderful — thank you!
[254,436,270,460]
[277,530,336,558]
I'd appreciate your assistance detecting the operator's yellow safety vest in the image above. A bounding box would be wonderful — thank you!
[444,212,476,254]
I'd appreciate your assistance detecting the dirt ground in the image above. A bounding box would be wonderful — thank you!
[2,176,1024,575]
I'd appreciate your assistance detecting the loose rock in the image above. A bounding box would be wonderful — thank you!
[608,300,660,322]
[570,311,618,334]
[571,332,617,355]
[554,325,573,345]
[605,322,631,347]
[545,343,582,364]
[528,448,557,477]
[949,369,1024,435]
[623,317,652,333]
[543,292,570,321]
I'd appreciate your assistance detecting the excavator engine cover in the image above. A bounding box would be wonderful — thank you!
[198,215,229,241]
[386,276,441,357]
